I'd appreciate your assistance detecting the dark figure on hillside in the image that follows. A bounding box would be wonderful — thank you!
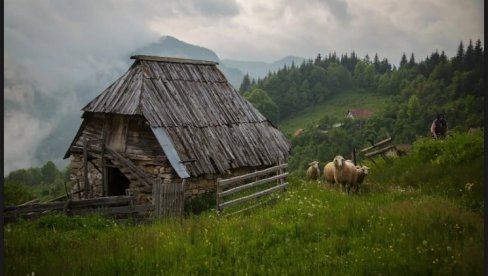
[430,114,448,139]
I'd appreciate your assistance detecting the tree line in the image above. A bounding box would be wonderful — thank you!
[239,39,484,172]
[4,161,70,206]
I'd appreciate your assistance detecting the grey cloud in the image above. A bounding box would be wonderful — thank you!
[4,0,484,175]
[191,0,240,17]
[4,0,169,174]
[320,0,351,23]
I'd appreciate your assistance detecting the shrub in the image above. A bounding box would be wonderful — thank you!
[366,131,484,211]
[4,180,35,206]
[184,192,216,215]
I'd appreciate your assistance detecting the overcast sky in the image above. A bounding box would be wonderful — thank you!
[4,0,484,174]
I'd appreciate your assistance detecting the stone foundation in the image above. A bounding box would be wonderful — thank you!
[70,152,269,206]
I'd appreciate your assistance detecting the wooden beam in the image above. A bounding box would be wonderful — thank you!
[101,128,107,196]
[364,145,397,158]
[219,172,288,197]
[106,148,156,188]
[88,159,102,173]
[5,196,136,213]
[361,137,392,153]
[216,178,223,212]
[83,137,89,199]
[218,164,288,187]
[219,182,288,209]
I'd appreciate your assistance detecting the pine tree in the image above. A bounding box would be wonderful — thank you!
[364,54,370,64]
[400,53,408,68]
[474,39,483,68]
[464,40,475,70]
[440,51,447,63]
[314,53,322,65]
[373,53,380,71]
[408,53,416,68]
[238,74,251,94]
[452,41,465,71]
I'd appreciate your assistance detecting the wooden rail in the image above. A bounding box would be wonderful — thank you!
[3,196,152,223]
[360,136,399,164]
[216,163,288,214]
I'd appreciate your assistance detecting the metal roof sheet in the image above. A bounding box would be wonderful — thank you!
[151,127,190,179]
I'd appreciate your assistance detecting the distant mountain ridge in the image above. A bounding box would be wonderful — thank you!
[221,56,305,79]
[132,36,243,88]
[132,36,305,88]
[133,36,220,62]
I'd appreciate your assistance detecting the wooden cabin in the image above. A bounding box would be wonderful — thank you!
[346,108,373,120]
[64,55,291,204]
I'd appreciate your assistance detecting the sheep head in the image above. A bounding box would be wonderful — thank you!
[309,161,319,169]
[361,166,370,175]
[333,155,345,170]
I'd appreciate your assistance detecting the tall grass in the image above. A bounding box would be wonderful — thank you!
[366,131,484,212]
[5,131,483,275]
[5,176,483,275]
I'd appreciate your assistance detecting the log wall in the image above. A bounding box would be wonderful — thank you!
[69,113,277,206]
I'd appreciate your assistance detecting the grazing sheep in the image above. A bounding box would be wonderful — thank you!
[323,162,335,185]
[333,156,356,192]
[351,165,370,193]
[306,161,320,180]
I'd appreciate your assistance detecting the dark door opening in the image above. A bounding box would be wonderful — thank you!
[107,167,130,196]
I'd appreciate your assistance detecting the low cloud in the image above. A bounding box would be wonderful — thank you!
[4,0,483,175]
[4,112,55,173]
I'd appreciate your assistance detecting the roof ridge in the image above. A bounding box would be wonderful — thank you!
[130,55,219,65]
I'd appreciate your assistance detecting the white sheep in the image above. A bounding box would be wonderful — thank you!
[351,165,370,193]
[333,155,356,193]
[323,161,335,185]
[306,161,320,180]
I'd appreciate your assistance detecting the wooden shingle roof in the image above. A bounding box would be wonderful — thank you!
[79,55,290,177]
[346,108,373,119]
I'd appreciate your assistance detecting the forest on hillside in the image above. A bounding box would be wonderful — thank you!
[240,39,484,171]
[4,40,484,204]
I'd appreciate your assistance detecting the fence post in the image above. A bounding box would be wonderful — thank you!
[101,130,107,197]
[278,158,286,191]
[82,137,89,199]
[153,178,161,218]
[179,179,186,218]
[216,178,222,214]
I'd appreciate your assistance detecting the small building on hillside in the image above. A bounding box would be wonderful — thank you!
[346,108,373,120]
[64,55,291,204]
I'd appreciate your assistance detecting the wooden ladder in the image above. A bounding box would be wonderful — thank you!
[104,147,156,189]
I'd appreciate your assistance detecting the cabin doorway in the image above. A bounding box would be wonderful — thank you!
[107,167,130,196]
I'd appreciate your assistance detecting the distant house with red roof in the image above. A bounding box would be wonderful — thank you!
[346,108,373,120]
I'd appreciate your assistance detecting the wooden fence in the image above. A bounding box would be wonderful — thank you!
[360,137,399,164]
[4,196,153,223]
[152,179,186,218]
[216,163,288,215]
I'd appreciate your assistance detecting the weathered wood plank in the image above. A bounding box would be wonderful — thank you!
[71,204,154,216]
[83,137,89,199]
[219,182,288,209]
[361,137,393,153]
[364,145,397,158]
[219,172,289,197]
[218,164,288,187]
[5,196,136,213]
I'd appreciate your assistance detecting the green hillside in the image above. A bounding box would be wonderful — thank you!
[278,89,390,136]
[5,132,484,275]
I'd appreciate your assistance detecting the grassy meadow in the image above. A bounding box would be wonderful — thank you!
[4,132,484,275]
[277,89,390,136]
